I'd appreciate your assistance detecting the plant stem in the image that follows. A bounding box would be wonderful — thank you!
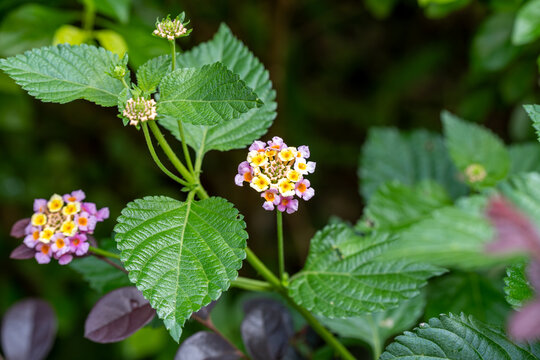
[276,210,285,283]
[142,122,188,185]
[245,248,355,360]
[121,77,130,90]
[231,277,273,292]
[82,0,96,33]
[147,121,195,184]
[89,246,120,260]
[177,119,195,174]
[92,255,128,274]
[170,41,176,71]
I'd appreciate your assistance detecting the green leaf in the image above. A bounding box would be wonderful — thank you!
[362,181,452,231]
[422,0,471,19]
[359,128,467,200]
[114,196,248,341]
[94,0,131,24]
[288,223,444,318]
[69,239,131,293]
[160,23,277,154]
[498,172,540,229]
[513,0,540,45]
[364,0,398,19]
[505,262,535,309]
[381,313,540,359]
[0,44,125,107]
[157,62,263,126]
[381,196,509,269]
[94,30,128,57]
[524,104,540,142]
[442,110,510,188]
[136,54,172,94]
[425,272,509,325]
[472,13,518,72]
[53,25,89,46]
[320,294,426,359]
[509,143,540,175]
[0,4,78,57]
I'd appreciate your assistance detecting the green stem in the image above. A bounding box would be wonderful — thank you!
[177,119,195,174]
[245,248,355,360]
[276,210,285,283]
[121,77,130,90]
[89,246,120,260]
[142,122,188,186]
[368,316,382,360]
[231,277,273,292]
[82,0,95,33]
[170,41,176,71]
[147,121,195,184]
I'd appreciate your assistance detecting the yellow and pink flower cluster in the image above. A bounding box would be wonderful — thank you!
[11,190,109,265]
[235,137,315,214]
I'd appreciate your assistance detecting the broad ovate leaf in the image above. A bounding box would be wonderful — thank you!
[84,287,155,343]
[1,299,57,360]
[361,181,451,230]
[381,313,540,359]
[512,0,540,46]
[136,54,172,94]
[359,127,466,200]
[160,23,277,154]
[442,110,510,188]
[320,294,426,359]
[157,62,263,126]
[288,223,444,318]
[0,44,125,107]
[114,196,248,341]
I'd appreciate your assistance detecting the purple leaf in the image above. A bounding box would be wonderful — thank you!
[175,331,241,360]
[10,244,35,260]
[241,298,294,360]
[1,299,57,360]
[10,218,30,238]
[193,301,217,321]
[486,197,540,259]
[84,287,155,343]
[508,299,540,341]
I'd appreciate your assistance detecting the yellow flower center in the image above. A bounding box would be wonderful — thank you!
[48,194,64,212]
[61,221,77,236]
[56,238,66,248]
[62,202,80,216]
[278,180,295,195]
[278,148,295,162]
[40,228,55,243]
[31,213,47,226]
[287,170,300,182]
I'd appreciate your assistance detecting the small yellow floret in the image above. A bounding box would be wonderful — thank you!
[250,175,270,192]
[62,202,81,216]
[48,194,64,213]
[31,213,47,227]
[294,158,308,174]
[39,227,55,243]
[249,153,268,168]
[278,179,295,196]
[278,148,296,162]
[60,220,78,237]
[287,170,301,182]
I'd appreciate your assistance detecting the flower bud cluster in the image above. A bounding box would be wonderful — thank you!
[123,97,157,126]
[153,15,189,40]
[235,137,316,214]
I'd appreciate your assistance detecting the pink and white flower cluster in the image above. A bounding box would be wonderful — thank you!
[235,137,316,214]
[12,190,109,265]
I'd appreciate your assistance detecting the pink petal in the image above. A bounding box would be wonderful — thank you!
[58,254,73,265]
[508,300,540,341]
[10,218,31,238]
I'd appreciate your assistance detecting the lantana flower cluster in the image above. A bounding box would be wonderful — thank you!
[19,190,109,265]
[235,137,316,214]
[153,15,190,40]
[123,97,157,126]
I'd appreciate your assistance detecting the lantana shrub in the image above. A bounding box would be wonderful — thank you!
[3,9,540,360]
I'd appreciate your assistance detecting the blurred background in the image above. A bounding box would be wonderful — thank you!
[1,0,539,358]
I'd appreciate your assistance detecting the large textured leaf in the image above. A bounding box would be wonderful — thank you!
[513,0,540,45]
[381,313,540,359]
[442,110,510,188]
[361,181,451,231]
[320,294,426,359]
[381,196,509,269]
[505,262,534,309]
[0,44,124,107]
[288,223,444,318]
[425,272,509,325]
[359,128,467,200]
[114,196,248,341]
[157,62,262,126]
[159,23,277,154]
[136,54,172,94]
